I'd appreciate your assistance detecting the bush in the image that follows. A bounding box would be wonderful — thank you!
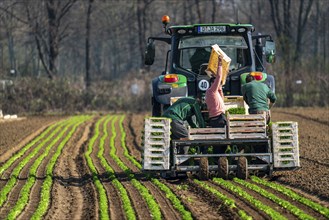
[0,74,152,115]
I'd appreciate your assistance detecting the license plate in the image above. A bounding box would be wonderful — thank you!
[198,26,226,33]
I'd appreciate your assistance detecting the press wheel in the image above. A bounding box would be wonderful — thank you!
[218,157,229,179]
[199,157,209,180]
[237,157,248,179]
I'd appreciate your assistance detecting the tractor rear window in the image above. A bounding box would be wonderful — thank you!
[178,36,248,74]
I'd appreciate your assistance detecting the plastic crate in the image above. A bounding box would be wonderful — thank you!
[188,127,226,140]
[143,117,171,170]
[272,122,300,168]
[227,113,267,139]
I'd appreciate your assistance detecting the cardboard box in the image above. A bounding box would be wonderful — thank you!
[205,44,231,85]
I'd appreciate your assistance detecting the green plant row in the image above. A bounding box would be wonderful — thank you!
[120,115,193,220]
[0,118,72,207]
[251,176,329,218]
[110,115,162,220]
[152,178,193,220]
[194,179,251,220]
[31,115,92,220]
[213,178,287,220]
[98,115,136,220]
[233,178,315,220]
[85,116,110,220]
[118,115,142,169]
[5,117,85,220]
[0,119,66,176]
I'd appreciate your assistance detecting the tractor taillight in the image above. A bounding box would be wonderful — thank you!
[164,74,178,83]
[251,72,263,81]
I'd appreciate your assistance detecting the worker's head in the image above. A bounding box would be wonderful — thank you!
[246,74,255,83]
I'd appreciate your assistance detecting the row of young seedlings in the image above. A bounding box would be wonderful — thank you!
[0,118,69,207]
[85,116,111,220]
[98,116,135,219]
[0,116,90,220]
[118,115,193,220]
[31,116,91,220]
[85,115,155,220]
[250,176,329,219]
[108,115,163,220]
[211,176,329,220]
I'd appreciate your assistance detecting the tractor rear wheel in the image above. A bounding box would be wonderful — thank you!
[199,157,209,180]
[218,157,229,179]
[152,97,162,117]
[237,157,248,179]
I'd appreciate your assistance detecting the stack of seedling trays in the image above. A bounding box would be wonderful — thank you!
[142,117,171,170]
[272,121,300,168]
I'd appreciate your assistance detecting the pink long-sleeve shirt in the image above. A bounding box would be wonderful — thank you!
[205,66,225,118]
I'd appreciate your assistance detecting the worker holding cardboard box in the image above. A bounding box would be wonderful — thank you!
[205,44,231,85]
[205,57,227,128]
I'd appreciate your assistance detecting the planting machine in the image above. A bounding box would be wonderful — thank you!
[142,16,300,179]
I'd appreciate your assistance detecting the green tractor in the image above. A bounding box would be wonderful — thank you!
[145,15,276,117]
[142,16,300,180]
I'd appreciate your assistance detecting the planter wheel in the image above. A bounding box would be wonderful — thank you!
[237,157,248,179]
[218,157,229,179]
[199,157,209,180]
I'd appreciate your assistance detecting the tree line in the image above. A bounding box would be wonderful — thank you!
[0,0,327,110]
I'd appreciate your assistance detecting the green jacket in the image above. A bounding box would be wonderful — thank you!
[242,81,277,112]
[162,97,205,128]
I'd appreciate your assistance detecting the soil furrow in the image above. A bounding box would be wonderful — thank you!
[103,116,153,220]
[0,123,66,219]
[225,179,298,219]
[198,179,267,219]
[45,120,94,220]
[142,181,182,220]
[274,110,329,126]
[19,124,75,219]
[272,110,329,200]
[249,179,328,219]
[0,116,67,158]
[0,179,28,218]
[115,117,183,219]
[164,179,225,220]
[120,181,153,220]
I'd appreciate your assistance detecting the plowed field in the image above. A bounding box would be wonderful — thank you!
[0,107,328,220]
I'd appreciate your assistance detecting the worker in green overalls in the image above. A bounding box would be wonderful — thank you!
[162,97,205,154]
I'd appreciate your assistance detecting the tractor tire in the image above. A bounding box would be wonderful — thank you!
[152,97,162,117]
[199,157,209,180]
[267,165,273,177]
[218,157,229,179]
[237,157,248,179]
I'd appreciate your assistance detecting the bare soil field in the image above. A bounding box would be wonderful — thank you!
[0,107,328,220]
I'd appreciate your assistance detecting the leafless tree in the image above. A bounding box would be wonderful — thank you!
[85,0,93,89]
[269,0,314,106]
[25,0,77,79]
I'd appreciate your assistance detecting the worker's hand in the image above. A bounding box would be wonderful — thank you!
[218,56,222,66]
